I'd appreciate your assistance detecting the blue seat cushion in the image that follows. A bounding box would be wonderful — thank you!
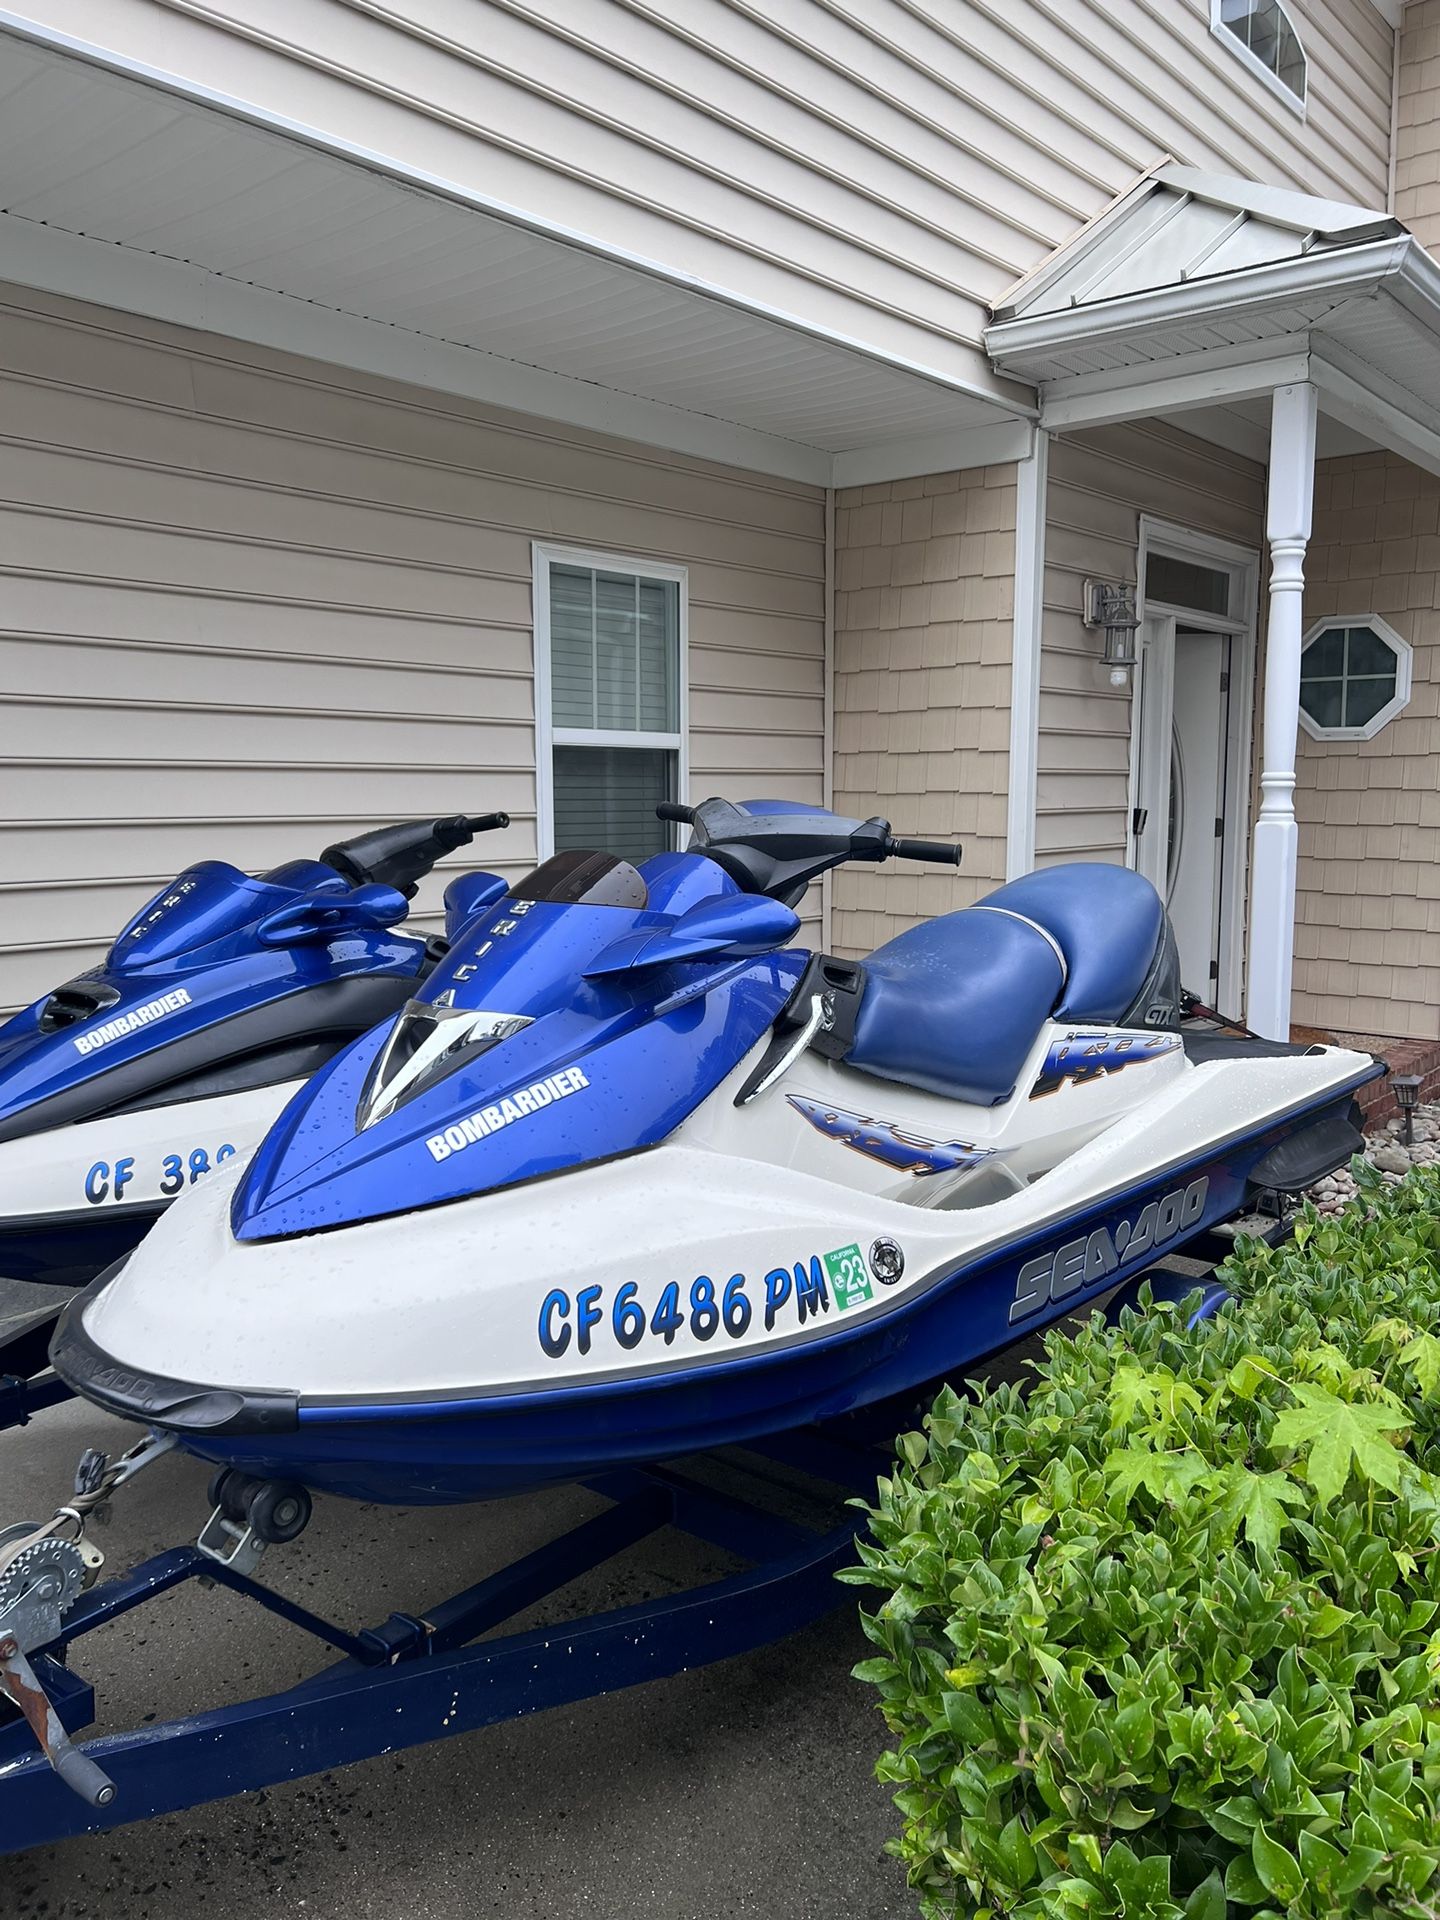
[979,864,1165,1023]
[848,909,1064,1107]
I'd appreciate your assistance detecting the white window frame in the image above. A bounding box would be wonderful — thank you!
[1209,0,1307,115]
[532,542,689,859]
[1298,614,1412,742]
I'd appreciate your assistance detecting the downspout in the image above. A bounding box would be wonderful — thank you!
[1006,428,1049,881]
[1388,15,1402,216]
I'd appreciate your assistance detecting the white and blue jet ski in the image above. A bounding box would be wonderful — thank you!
[0,811,509,1422]
[52,797,1380,1504]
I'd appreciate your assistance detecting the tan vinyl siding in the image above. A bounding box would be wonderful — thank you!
[27,0,1393,405]
[1396,0,1440,252]
[0,282,824,1013]
[1293,451,1440,1040]
[830,465,1015,957]
[1038,421,1265,866]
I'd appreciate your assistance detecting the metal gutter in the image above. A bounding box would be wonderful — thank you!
[985,236,1414,369]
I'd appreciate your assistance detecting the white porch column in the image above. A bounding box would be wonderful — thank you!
[1246,381,1318,1040]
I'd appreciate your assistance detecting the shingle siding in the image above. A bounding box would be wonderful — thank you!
[1396,0,1440,252]
[1295,451,1440,1040]
[830,464,1015,957]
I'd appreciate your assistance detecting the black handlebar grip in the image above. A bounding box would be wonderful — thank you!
[655,803,697,824]
[887,836,963,866]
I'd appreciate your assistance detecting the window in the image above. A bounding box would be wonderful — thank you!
[535,547,686,865]
[1145,552,1234,620]
[1298,617,1412,741]
[1211,0,1307,110]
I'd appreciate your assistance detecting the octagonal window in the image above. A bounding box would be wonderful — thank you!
[1299,617,1412,741]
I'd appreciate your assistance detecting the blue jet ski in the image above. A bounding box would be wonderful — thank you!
[50,798,1379,1509]
[0,810,509,1422]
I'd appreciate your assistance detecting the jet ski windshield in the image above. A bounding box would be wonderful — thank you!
[510,850,648,908]
[358,1002,534,1129]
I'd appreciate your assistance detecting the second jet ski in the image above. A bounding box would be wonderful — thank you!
[0,809,509,1423]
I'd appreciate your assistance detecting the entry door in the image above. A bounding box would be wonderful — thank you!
[1132,620,1231,996]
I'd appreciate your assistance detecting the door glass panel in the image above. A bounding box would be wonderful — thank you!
[1167,721,1184,900]
[1145,553,1231,617]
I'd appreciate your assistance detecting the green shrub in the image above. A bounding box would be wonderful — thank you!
[845,1161,1440,1919]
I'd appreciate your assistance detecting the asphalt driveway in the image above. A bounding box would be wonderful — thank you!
[0,1280,915,1920]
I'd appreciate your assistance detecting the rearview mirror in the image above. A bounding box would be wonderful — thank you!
[255,883,410,947]
[442,871,509,939]
[585,892,800,978]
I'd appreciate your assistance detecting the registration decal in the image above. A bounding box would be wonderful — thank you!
[536,1240,888,1362]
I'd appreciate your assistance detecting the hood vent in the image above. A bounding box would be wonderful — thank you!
[37,977,122,1034]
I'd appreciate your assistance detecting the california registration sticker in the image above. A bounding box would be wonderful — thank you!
[824,1243,873,1312]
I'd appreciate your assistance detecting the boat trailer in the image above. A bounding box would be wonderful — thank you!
[0,1411,897,1852]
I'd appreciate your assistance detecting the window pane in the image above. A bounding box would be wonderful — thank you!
[1145,553,1231,616]
[1302,629,1345,679]
[1342,676,1395,730]
[1217,0,1306,100]
[1344,626,1395,678]
[1300,679,1344,730]
[550,565,597,728]
[638,580,678,730]
[549,561,678,734]
[553,745,673,864]
[595,571,639,729]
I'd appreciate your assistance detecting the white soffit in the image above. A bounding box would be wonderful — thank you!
[0,23,1032,486]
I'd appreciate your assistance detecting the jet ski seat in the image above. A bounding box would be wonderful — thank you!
[846,863,1178,1106]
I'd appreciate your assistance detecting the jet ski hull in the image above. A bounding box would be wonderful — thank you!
[53,1067,1377,1504]
[0,1082,305,1285]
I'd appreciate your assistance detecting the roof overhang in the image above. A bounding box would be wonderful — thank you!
[985,164,1440,479]
[0,14,1035,488]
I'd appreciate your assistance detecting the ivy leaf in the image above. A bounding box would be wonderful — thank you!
[1208,1464,1305,1555]
[1109,1364,1153,1432]
[1401,1331,1440,1398]
[1105,1449,1209,1505]
[1269,1383,1406,1503]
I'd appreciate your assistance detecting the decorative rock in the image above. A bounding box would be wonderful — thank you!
[1302,1098,1440,1211]
[1370,1145,1414,1175]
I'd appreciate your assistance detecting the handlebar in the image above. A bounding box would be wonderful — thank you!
[883,835,962,866]
[655,797,960,903]
[320,812,511,898]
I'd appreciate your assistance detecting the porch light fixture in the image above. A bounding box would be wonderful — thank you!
[1083,579,1140,687]
[1394,1073,1423,1149]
